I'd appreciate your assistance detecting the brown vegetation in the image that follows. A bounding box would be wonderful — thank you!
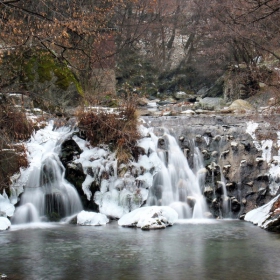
[0,94,34,192]
[76,97,140,164]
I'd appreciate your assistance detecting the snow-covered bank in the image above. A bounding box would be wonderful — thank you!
[245,195,280,231]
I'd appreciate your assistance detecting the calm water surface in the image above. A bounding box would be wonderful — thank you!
[0,220,280,280]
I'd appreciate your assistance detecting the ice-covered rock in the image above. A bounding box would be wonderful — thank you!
[0,217,11,231]
[77,210,109,226]
[118,206,178,230]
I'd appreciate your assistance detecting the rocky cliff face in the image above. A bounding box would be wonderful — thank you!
[144,114,280,218]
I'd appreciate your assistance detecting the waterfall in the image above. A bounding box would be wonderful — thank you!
[146,129,209,219]
[11,122,83,224]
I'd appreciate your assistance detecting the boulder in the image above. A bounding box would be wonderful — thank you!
[198,98,225,111]
[229,99,254,112]
[137,97,149,106]
[118,206,178,230]
[59,138,83,166]
[77,210,109,226]
[174,91,196,102]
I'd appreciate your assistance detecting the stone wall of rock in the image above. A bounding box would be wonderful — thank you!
[144,114,280,218]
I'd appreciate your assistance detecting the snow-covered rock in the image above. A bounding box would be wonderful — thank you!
[118,206,178,230]
[77,210,109,226]
[0,217,11,231]
[245,195,280,231]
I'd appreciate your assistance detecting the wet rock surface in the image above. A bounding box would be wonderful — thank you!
[143,114,280,218]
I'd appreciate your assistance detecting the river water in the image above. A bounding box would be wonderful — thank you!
[0,220,280,280]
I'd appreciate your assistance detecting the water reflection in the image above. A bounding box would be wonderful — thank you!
[0,221,280,280]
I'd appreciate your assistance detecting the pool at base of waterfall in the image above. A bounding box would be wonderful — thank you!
[1,220,280,280]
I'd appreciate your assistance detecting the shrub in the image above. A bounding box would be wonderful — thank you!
[76,98,140,164]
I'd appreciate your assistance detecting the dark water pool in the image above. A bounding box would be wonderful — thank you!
[0,220,280,280]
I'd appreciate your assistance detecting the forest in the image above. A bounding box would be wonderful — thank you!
[1,0,280,192]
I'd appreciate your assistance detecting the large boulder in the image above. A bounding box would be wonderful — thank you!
[118,206,178,230]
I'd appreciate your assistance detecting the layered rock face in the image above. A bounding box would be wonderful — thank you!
[144,114,280,218]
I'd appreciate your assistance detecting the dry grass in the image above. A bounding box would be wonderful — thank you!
[76,97,140,164]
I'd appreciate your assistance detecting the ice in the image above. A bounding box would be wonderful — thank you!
[244,195,280,227]
[10,121,83,224]
[0,217,11,230]
[0,191,15,217]
[77,211,109,226]
[82,175,95,200]
[118,206,178,229]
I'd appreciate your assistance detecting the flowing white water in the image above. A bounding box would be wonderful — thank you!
[147,129,209,219]
[11,122,83,224]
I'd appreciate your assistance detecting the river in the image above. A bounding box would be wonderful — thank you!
[0,220,279,280]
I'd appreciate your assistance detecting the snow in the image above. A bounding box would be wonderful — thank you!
[244,195,280,227]
[77,211,109,226]
[0,217,11,231]
[118,206,178,229]
[246,121,258,140]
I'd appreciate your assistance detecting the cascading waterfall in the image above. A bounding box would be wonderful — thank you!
[11,122,83,224]
[147,129,209,219]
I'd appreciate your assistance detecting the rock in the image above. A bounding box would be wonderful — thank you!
[204,186,214,200]
[229,99,254,112]
[230,142,238,150]
[174,91,187,100]
[204,212,213,218]
[174,91,197,102]
[197,86,208,96]
[203,76,224,98]
[137,97,149,106]
[118,206,178,230]
[268,98,276,106]
[181,109,195,115]
[77,210,109,226]
[186,196,196,208]
[0,217,11,231]
[231,197,241,212]
[59,138,83,166]
[199,97,225,111]
[137,109,152,116]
